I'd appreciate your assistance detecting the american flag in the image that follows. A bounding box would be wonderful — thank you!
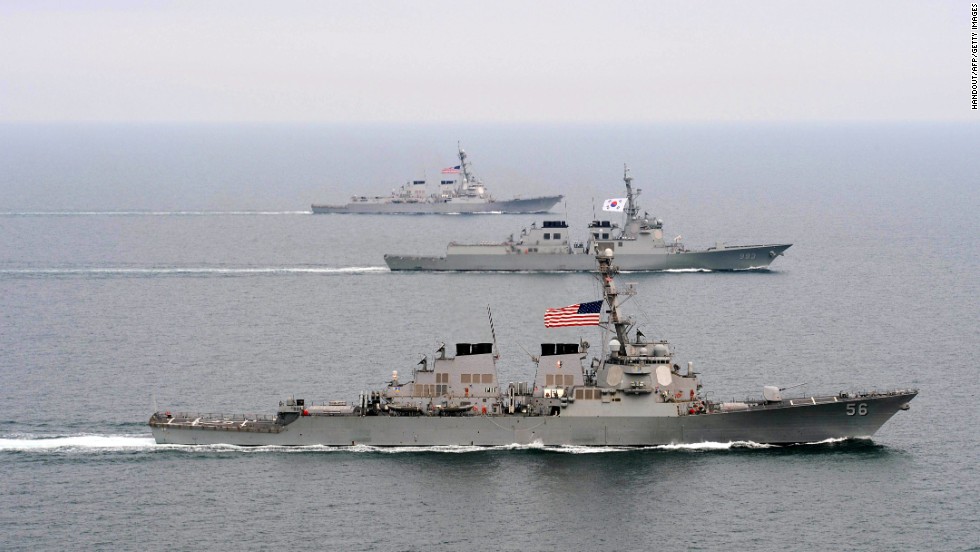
[441,165,461,174]
[544,300,603,328]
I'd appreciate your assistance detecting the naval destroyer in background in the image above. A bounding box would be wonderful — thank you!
[385,167,791,271]
[311,146,562,214]
[150,250,914,447]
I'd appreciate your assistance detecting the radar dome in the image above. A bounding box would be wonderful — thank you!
[609,339,621,351]
[603,248,614,257]
[652,344,669,357]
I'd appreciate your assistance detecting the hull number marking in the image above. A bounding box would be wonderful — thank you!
[846,403,868,416]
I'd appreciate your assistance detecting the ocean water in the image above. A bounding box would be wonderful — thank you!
[0,123,978,551]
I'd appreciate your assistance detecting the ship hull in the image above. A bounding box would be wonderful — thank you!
[385,244,793,272]
[150,391,914,447]
[311,195,562,214]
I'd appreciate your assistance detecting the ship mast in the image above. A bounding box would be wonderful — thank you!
[596,250,630,356]
[457,143,472,196]
[623,164,640,226]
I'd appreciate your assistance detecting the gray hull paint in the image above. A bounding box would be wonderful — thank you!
[151,392,915,447]
[385,244,793,272]
[311,195,562,215]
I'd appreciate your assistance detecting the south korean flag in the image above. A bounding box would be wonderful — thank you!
[602,198,627,212]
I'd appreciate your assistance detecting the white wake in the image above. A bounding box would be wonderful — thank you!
[3,434,852,454]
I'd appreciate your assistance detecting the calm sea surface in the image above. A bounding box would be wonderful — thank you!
[1,123,978,551]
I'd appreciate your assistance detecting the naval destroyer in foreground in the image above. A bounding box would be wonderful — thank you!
[385,167,791,271]
[150,251,915,447]
[311,146,562,214]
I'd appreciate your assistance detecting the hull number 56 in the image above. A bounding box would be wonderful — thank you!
[846,403,868,416]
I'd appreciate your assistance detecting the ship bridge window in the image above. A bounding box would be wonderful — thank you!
[593,233,600,239]
[602,233,610,239]
[553,233,561,239]
[544,233,551,240]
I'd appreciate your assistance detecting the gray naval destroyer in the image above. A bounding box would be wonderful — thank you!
[150,252,915,447]
[384,167,791,271]
[311,146,562,215]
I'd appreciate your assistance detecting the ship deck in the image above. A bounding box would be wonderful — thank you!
[149,412,286,434]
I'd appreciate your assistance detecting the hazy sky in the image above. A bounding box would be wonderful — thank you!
[0,0,970,122]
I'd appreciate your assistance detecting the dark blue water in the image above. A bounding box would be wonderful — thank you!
[1,123,978,551]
